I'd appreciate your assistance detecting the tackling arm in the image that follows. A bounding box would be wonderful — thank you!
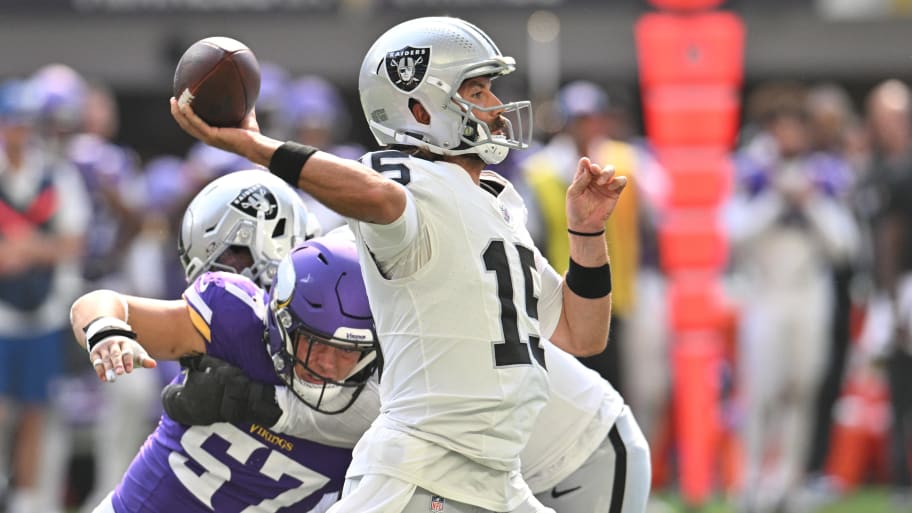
[70,289,206,381]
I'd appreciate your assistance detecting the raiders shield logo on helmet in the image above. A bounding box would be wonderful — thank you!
[385,46,430,92]
[230,184,278,220]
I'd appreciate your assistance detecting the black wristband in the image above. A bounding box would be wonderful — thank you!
[87,328,137,352]
[565,258,612,299]
[268,141,318,186]
[568,228,606,237]
[82,316,108,334]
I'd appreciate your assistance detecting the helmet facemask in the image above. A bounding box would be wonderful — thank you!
[443,73,532,165]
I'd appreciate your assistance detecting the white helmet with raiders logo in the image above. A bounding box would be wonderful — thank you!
[358,16,533,165]
[179,169,322,288]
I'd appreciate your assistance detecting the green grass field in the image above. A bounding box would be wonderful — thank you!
[650,488,896,513]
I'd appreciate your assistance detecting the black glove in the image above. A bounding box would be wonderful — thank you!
[161,354,282,427]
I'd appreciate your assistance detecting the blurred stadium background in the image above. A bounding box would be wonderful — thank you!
[1,1,911,512]
[1,0,909,161]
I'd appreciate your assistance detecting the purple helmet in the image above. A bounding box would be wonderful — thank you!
[68,134,137,189]
[266,237,378,414]
[185,141,256,181]
[143,155,190,212]
[29,63,88,134]
[287,75,350,140]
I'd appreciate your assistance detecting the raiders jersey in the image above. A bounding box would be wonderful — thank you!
[109,272,352,513]
[345,151,563,511]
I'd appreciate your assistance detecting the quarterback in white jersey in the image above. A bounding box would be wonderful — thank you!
[171,15,627,513]
[344,153,556,509]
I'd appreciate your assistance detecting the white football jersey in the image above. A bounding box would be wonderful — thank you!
[271,376,382,449]
[520,340,624,493]
[345,151,562,511]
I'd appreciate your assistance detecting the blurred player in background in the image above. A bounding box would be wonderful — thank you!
[28,63,88,156]
[801,82,864,494]
[855,79,912,508]
[64,80,160,513]
[285,75,364,232]
[20,66,167,513]
[0,76,91,513]
[726,82,860,513]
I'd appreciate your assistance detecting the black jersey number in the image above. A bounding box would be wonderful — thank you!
[369,150,411,185]
[483,241,546,369]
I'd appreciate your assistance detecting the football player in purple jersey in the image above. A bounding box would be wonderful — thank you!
[68,236,380,513]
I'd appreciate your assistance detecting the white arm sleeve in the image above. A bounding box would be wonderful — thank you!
[354,187,420,261]
[351,189,431,279]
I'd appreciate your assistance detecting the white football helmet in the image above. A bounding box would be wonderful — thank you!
[178,169,322,288]
[358,16,533,165]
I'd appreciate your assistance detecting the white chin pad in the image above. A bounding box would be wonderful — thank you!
[477,143,510,165]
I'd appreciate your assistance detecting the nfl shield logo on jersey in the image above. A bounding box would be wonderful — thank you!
[429,495,445,512]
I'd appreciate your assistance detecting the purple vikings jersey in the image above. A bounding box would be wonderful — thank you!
[110,272,352,513]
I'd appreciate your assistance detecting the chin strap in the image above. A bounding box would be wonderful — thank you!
[369,120,510,165]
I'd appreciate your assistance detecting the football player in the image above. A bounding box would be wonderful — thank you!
[70,236,380,513]
[172,16,626,513]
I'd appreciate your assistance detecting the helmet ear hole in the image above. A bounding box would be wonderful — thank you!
[272,218,286,238]
[409,99,430,125]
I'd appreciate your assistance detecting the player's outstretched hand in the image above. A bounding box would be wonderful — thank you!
[90,336,156,383]
[565,157,627,233]
[162,354,281,427]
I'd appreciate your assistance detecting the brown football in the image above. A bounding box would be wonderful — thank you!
[172,36,260,127]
